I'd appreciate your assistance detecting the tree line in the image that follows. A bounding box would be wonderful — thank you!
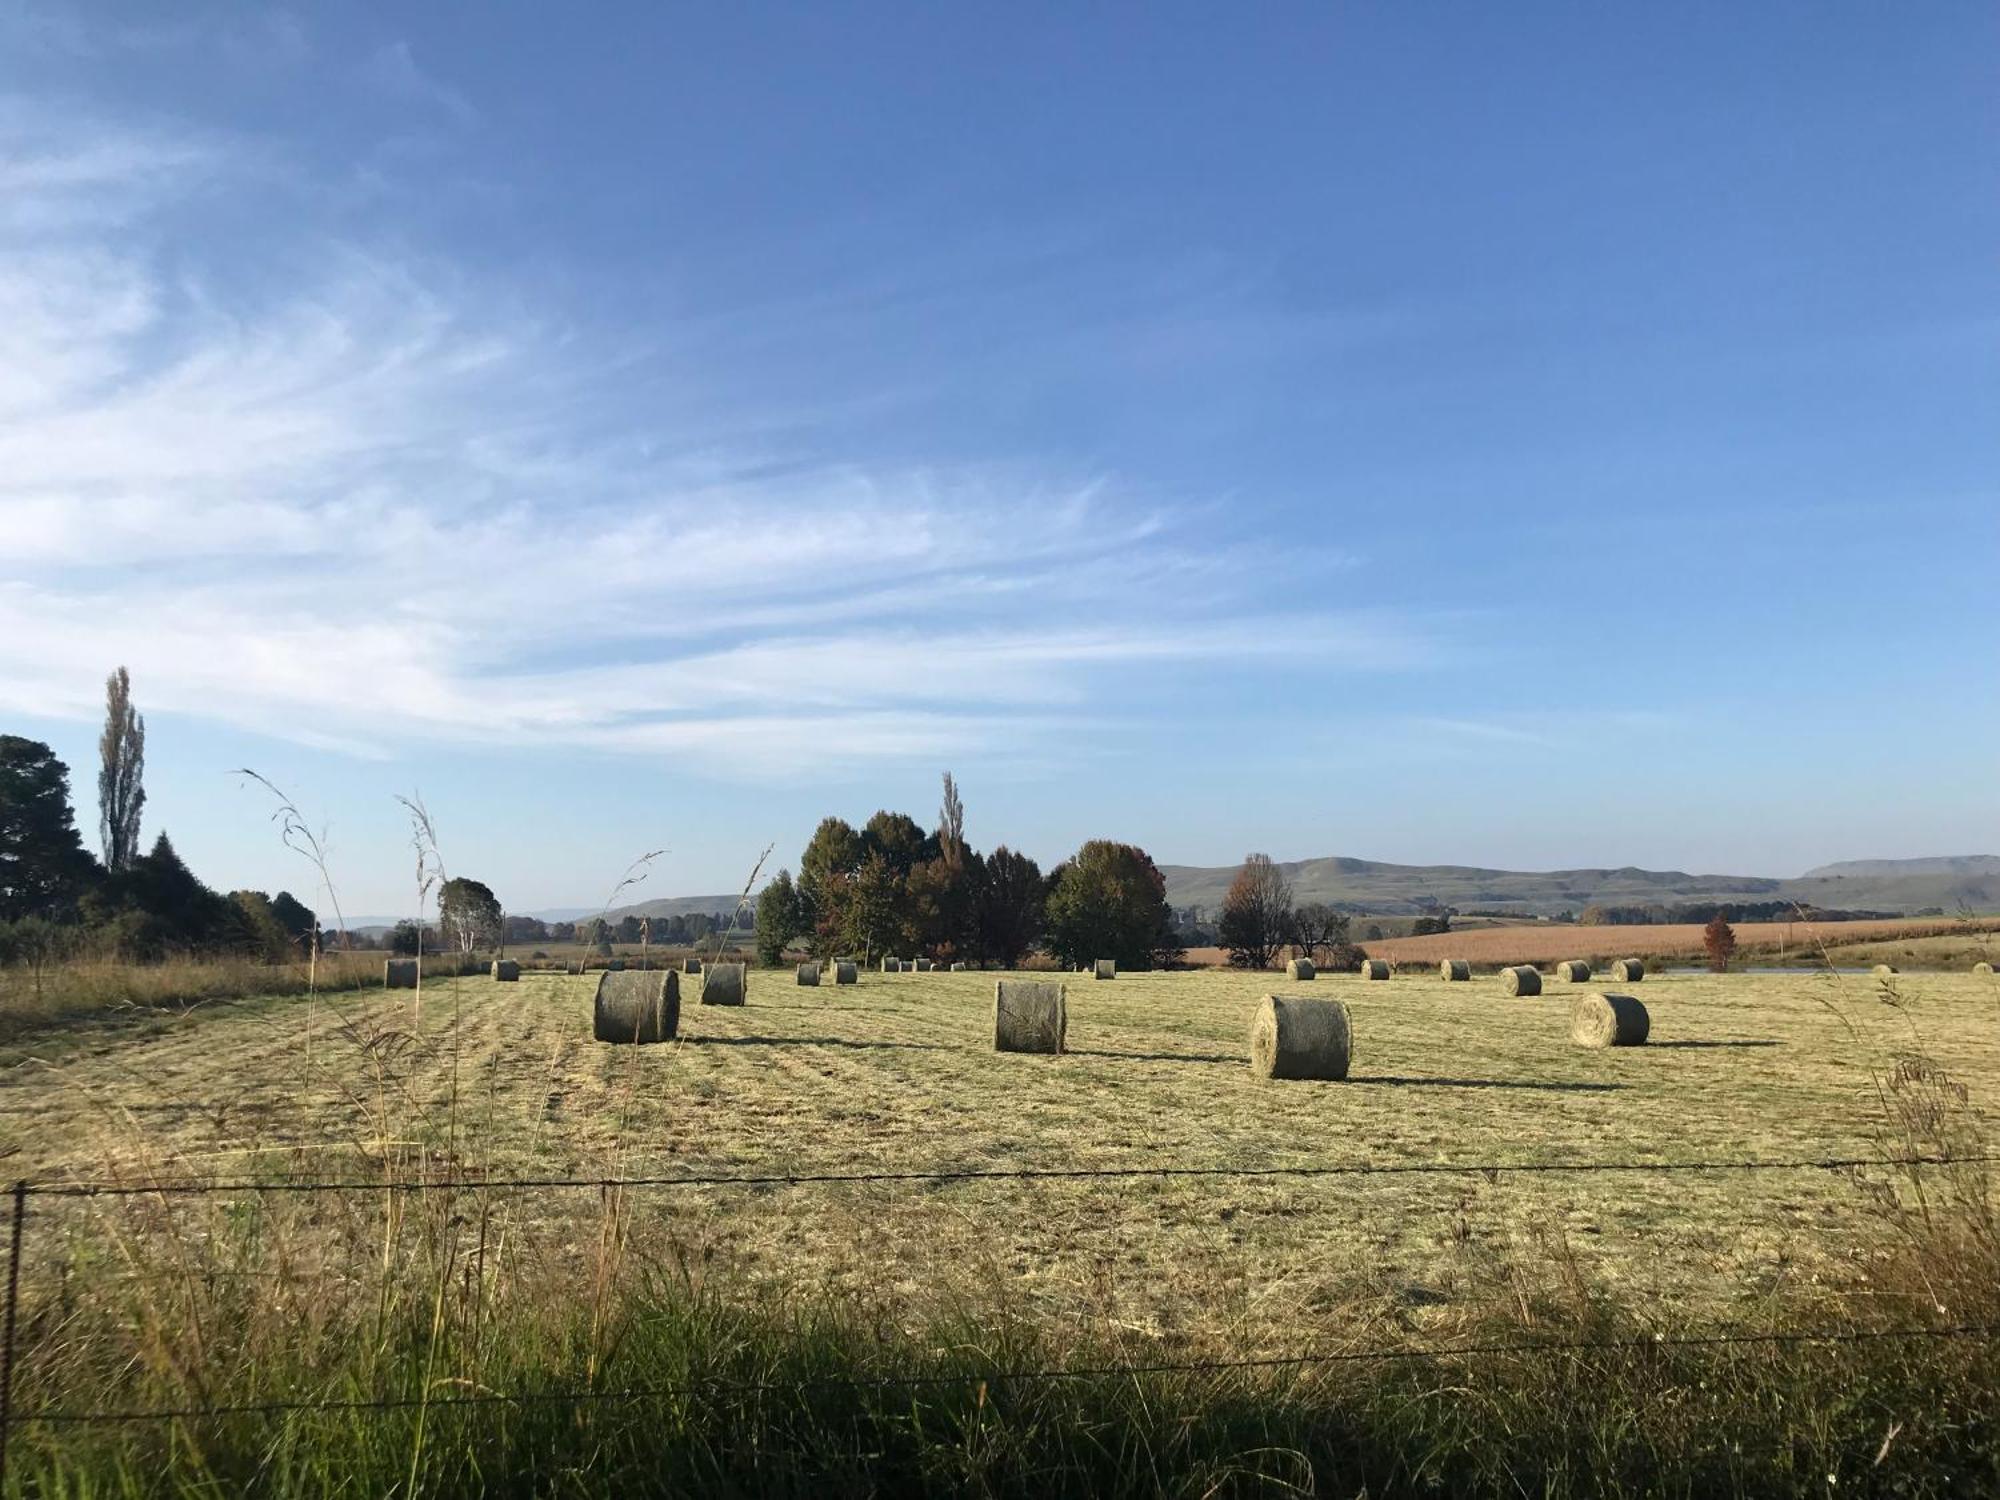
[0,673,332,967]
[754,774,1182,970]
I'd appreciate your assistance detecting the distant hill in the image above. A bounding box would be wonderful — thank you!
[598,894,752,924]
[349,855,2000,935]
[1158,855,2000,919]
[1800,856,2000,879]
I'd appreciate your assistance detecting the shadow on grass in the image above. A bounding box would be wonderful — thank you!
[1066,1048,1243,1066]
[1649,1040,1783,1050]
[1349,1075,1626,1093]
[692,1035,949,1052]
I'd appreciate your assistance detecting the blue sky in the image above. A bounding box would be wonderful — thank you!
[1,2,1994,916]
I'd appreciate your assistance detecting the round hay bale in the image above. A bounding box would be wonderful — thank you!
[994,979,1066,1054]
[1249,995,1351,1081]
[1093,959,1117,980]
[1439,959,1471,981]
[1976,961,1995,977]
[1570,992,1649,1048]
[1359,959,1389,981]
[1611,958,1645,983]
[593,970,680,1044]
[1872,963,1898,977]
[796,961,821,986]
[607,958,626,973]
[881,957,903,973]
[491,959,520,982]
[1557,960,1592,983]
[832,960,859,984]
[914,958,934,972]
[682,958,702,975]
[384,959,417,989]
[950,961,967,972]
[1284,957,1316,981]
[1501,965,1542,996]
[701,962,747,1006]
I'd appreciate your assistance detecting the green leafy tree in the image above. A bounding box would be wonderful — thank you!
[268,891,318,953]
[615,914,644,945]
[976,845,1044,967]
[1219,852,1292,969]
[228,890,294,963]
[862,810,932,874]
[438,877,504,954]
[755,869,805,965]
[389,920,424,956]
[906,852,980,961]
[97,665,146,871]
[798,816,864,957]
[1043,840,1180,971]
[87,833,237,958]
[843,850,905,962]
[0,736,97,922]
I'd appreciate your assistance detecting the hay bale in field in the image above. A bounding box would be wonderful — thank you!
[1571,992,1649,1048]
[1439,958,1471,981]
[1872,963,1898,977]
[1359,959,1389,981]
[1092,959,1116,980]
[491,959,520,982]
[881,956,903,972]
[1249,995,1351,1081]
[1284,957,1316,981]
[994,979,1066,1054]
[833,960,859,984]
[607,958,626,973]
[1501,965,1542,996]
[1976,961,1995,977]
[594,970,680,1044]
[384,959,417,989]
[796,961,820,986]
[1557,960,1591,983]
[1611,958,1645,983]
[700,962,747,1005]
[682,957,702,974]
[950,961,967,972]
[914,958,935,972]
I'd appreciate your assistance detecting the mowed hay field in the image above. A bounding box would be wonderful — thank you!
[4,963,1998,1362]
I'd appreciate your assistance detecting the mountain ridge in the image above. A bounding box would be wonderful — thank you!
[341,856,2000,932]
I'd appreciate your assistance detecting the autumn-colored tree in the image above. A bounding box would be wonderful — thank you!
[1703,910,1737,972]
[1218,853,1292,969]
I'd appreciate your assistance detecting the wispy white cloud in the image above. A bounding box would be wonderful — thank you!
[0,103,1434,777]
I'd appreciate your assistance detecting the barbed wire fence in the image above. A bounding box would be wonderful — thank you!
[3,1147,1997,1478]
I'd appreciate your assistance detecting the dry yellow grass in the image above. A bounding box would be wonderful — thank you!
[1362,916,1998,967]
[2,965,1995,1353]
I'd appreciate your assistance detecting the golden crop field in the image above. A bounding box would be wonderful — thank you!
[1358,916,1997,967]
[5,962,1996,1365]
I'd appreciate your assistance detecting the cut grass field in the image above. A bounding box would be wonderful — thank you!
[4,963,1998,1493]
